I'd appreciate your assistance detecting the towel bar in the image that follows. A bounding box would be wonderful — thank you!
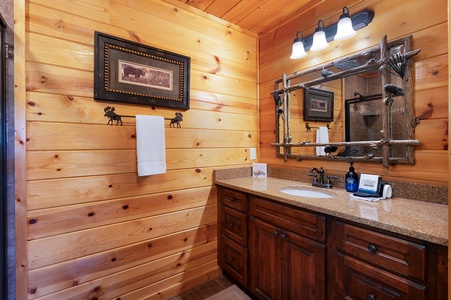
[103,106,183,128]
[306,123,330,132]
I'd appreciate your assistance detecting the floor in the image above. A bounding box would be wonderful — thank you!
[170,275,248,300]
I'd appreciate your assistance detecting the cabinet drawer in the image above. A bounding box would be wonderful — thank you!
[335,252,425,300]
[250,196,326,243]
[223,235,248,286]
[221,188,248,212]
[334,220,426,282]
[223,205,248,246]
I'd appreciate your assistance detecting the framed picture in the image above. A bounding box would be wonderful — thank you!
[304,88,334,122]
[94,32,190,110]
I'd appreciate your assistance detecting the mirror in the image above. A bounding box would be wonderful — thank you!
[272,35,421,167]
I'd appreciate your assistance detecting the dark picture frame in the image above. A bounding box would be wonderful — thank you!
[304,88,334,122]
[94,32,190,110]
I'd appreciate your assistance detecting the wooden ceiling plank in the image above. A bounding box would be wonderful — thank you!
[242,0,320,34]
[256,0,326,36]
[182,0,215,11]
[222,0,270,25]
[205,0,242,18]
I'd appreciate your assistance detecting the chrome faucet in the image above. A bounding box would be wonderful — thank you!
[308,167,339,189]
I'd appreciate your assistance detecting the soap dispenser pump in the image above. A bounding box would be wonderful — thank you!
[345,162,359,192]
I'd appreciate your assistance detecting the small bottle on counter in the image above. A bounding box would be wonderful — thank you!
[345,162,359,192]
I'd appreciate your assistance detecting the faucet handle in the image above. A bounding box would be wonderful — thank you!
[325,175,340,188]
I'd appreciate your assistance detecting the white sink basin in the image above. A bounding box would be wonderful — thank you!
[279,187,334,198]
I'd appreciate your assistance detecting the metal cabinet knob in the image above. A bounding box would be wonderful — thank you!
[368,294,376,300]
[368,244,377,253]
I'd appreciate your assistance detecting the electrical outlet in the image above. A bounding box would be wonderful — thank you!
[250,148,257,160]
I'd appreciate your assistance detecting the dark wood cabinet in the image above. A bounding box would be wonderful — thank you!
[327,218,447,300]
[217,186,249,287]
[217,186,448,300]
[249,216,326,300]
[249,196,326,300]
[249,217,279,299]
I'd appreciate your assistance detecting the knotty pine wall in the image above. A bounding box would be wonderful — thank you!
[260,0,448,186]
[14,0,258,299]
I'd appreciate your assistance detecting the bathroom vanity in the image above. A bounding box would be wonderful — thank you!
[216,173,448,300]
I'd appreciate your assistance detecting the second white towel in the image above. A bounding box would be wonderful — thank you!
[136,115,166,176]
[316,126,329,156]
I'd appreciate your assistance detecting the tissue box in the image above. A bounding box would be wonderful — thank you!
[357,174,382,195]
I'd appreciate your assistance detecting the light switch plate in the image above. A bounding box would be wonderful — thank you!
[250,148,257,160]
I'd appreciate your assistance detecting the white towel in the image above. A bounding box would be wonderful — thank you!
[136,115,166,176]
[316,126,329,156]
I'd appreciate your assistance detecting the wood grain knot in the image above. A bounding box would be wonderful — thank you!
[195,168,201,173]
[122,205,129,210]
[28,218,37,225]
[88,212,95,217]
[167,195,173,200]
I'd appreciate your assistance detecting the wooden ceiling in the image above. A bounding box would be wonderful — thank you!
[177,0,326,35]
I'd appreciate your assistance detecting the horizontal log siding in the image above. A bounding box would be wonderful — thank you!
[18,0,258,298]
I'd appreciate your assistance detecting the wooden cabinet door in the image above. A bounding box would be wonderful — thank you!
[281,230,326,300]
[249,216,280,300]
[334,251,426,300]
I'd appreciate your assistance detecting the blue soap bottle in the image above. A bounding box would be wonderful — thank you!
[345,162,359,192]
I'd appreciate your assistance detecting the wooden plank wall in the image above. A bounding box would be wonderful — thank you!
[260,0,449,186]
[16,0,258,298]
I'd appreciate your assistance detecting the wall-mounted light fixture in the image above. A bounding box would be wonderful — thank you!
[290,7,374,59]
[290,32,307,59]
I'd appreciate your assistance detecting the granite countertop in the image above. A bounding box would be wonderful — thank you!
[215,176,448,246]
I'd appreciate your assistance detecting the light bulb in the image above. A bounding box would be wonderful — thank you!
[310,20,329,52]
[290,31,307,59]
[334,7,356,41]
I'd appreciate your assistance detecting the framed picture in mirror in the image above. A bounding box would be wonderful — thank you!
[304,88,334,122]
